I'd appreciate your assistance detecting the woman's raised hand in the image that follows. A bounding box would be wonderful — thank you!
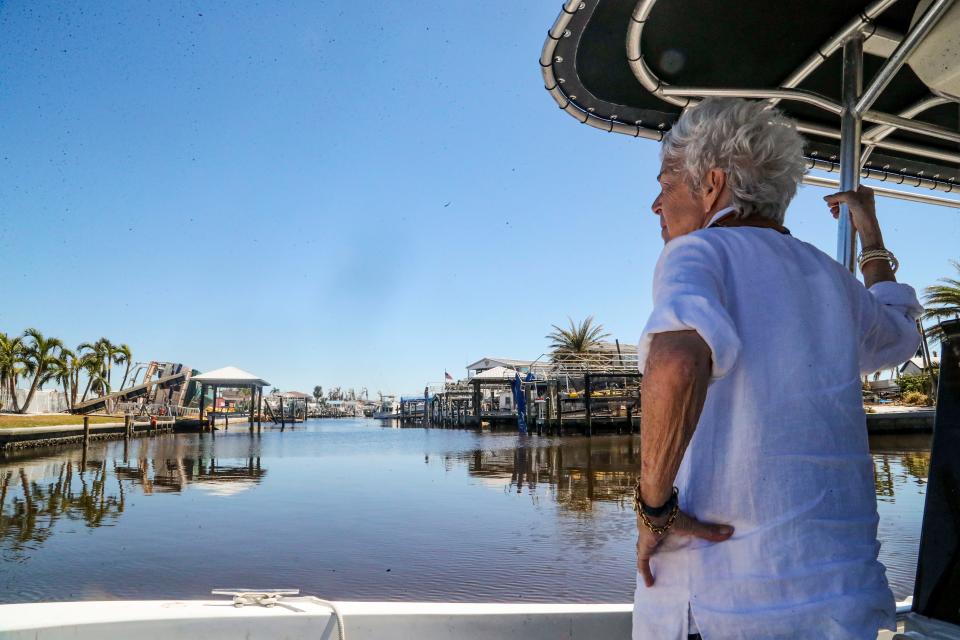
[823,186,883,247]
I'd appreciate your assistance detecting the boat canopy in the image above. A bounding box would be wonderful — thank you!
[192,366,270,388]
[541,0,960,199]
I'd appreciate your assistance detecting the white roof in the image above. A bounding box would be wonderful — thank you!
[192,366,270,387]
[466,357,535,370]
[901,355,941,371]
[472,366,520,380]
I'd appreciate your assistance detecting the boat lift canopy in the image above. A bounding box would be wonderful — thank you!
[540,0,960,628]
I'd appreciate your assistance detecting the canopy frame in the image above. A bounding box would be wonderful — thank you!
[540,0,960,238]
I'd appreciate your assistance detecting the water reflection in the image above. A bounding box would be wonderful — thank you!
[0,424,933,603]
[0,434,266,558]
[0,460,125,559]
[462,439,640,511]
[457,435,930,512]
[872,435,931,498]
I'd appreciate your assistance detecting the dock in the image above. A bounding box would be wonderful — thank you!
[395,353,935,437]
[0,414,260,451]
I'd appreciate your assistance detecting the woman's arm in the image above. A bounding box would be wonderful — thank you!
[824,186,923,373]
[823,186,895,288]
[639,330,712,507]
[636,329,733,588]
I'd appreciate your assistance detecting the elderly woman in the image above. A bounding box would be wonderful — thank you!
[633,98,922,640]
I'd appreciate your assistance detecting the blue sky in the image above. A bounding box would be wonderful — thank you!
[1,1,957,396]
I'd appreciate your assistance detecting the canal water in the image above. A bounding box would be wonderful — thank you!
[0,419,929,604]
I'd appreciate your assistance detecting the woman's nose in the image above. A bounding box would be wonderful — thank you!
[651,193,663,216]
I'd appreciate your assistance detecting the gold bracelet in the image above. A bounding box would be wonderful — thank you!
[634,486,681,536]
[637,501,680,536]
[858,248,899,273]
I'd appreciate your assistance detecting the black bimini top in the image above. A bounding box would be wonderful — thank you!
[540,0,960,194]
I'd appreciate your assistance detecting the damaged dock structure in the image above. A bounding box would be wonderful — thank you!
[402,348,643,436]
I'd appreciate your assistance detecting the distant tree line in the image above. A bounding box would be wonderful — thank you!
[310,386,368,402]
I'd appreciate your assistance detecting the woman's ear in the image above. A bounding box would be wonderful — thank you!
[701,168,727,212]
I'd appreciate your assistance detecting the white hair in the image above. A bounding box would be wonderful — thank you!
[660,98,807,224]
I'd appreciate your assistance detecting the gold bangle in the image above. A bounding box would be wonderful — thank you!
[858,248,899,273]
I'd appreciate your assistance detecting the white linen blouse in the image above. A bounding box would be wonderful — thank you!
[633,223,923,640]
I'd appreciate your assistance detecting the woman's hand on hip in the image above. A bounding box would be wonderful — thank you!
[823,186,884,247]
[636,511,734,588]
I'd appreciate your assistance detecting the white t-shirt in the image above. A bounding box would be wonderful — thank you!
[633,224,922,640]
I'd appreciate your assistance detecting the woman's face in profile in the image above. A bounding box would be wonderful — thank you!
[651,164,707,243]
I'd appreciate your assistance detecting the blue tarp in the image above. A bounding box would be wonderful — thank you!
[512,372,536,434]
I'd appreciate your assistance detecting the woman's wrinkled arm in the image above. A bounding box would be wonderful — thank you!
[639,330,712,508]
[825,186,923,372]
[823,186,895,288]
[636,328,733,588]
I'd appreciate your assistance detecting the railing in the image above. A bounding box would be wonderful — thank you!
[115,402,193,418]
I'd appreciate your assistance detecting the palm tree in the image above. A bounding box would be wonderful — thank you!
[71,348,100,407]
[0,332,25,413]
[44,348,76,412]
[78,339,112,400]
[77,342,98,402]
[114,344,133,390]
[547,316,610,361]
[313,385,324,403]
[20,328,64,413]
[923,260,960,341]
[96,338,116,395]
[103,340,123,390]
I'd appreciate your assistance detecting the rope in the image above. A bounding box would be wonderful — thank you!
[212,590,346,640]
[300,596,346,640]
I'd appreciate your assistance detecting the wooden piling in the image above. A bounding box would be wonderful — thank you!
[472,381,481,419]
[556,382,564,436]
[256,387,262,433]
[546,385,553,433]
[280,395,286,430]
[584,373,593,437]
[124,414,131,439]
[82,416,90,447]
[423,387,429,428]
[199,383,207,426]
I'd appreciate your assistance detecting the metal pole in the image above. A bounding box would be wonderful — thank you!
[802,174,960,209]
[854,0,954,117]
[837,36,863,273]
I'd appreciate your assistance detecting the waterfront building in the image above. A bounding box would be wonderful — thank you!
[465,358,537,379]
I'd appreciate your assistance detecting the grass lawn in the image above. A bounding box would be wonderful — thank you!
[0,414,123,429]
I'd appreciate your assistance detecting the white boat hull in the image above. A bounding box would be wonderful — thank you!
[0,600,633,639]
[0,599,947,639]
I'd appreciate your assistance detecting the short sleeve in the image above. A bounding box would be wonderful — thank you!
[637,234,741,381]
[857,280,923,375]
